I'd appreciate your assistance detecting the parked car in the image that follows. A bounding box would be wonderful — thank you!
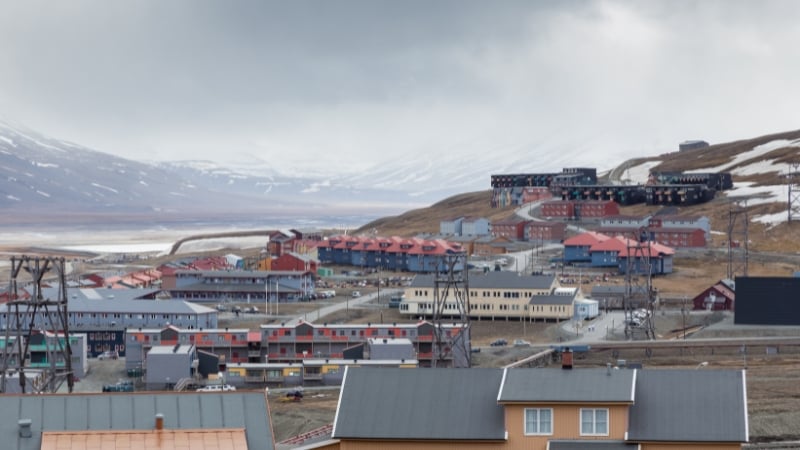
[196,384,236,392]
[513,339,532,347]
[103,380,133,392]
[351,291,361,298]
[245,306,259,314]
[98,350,119,360]
[490,339,508,347]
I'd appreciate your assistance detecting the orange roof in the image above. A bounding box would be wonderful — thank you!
[40,428,248,450]
[563,231,610,247]
[591,236,633,253]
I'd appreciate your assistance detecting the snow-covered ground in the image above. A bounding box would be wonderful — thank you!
[625,138,798,226]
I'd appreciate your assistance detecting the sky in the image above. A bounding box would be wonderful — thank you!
[1,0,799,175]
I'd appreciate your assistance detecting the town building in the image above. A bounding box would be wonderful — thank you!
[462,217,491,236]
[692,279,736,311]
[323,366,748,449]
[439,216,464,235]
[0,287,217,357]
[0,332,89,380]
[541,200,621,220]
[317,236,464,273]
[162,269,315,303]
[524,221,566,243]
[491,217,526,240]
[400,272,577,322]
[126,320,467,372]
[563,232,675,274]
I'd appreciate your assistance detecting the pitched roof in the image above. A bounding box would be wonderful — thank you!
[563,231,610,247]
[0,392,274,450]
[333,367,506,441]
[498,368,635,403]
[0,288,215,316]
[627,369,748,442]
[529,291,577,306]
[409,272,556,290]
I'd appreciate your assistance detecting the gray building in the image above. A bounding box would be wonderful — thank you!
[167,269,315,303]
[366,337,416,361]
[439,216,464,236]
[145,344,196,389]
[0,287,217,357]
[462,217,491,236]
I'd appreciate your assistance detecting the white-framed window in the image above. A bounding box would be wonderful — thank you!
[580,408,609,435]
[524,408,552,435]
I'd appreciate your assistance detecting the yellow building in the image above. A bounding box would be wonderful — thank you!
[401,271,578,321]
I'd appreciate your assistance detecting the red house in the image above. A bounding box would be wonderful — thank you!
[693,279,736,311]
[271,252,319,274]
[651,227,707,248]
[541,200,574,219]
[490,218,526,240]
[524,221,567,242]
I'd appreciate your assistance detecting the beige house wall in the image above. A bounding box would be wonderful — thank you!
[402,284,575,321]
[503,404,630,450]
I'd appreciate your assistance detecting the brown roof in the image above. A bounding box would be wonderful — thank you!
[40,428,248,450]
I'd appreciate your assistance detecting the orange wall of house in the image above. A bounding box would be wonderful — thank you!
[642,444,741,450]
[338,441,504,450]
[504,404,629,450]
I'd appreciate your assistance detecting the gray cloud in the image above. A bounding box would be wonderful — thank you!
[1,0,798,173]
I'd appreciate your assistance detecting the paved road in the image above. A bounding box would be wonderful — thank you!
[284,289,403,326]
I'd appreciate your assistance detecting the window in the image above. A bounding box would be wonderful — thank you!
[580,408,608,435]
[524,408,552,435]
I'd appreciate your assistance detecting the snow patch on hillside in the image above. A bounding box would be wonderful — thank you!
[624,161,660,184]
[689,139,800,173]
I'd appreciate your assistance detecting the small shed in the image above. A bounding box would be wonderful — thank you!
[574,298,600,320]
[145,344,196,389]
[367,338,416,361]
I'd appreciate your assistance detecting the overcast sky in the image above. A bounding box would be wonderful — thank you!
[1,0,799,174]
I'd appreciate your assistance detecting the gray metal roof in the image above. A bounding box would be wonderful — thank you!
[0,288,215,315]
[529,292,576,305]
[549,441,638,450]
[0,391,273,450]
[333,367,506,441]
[410,271,555,290]
[627,369,748,442]
[498,368,635,403]
[171,282,301,294]
[176,269,310,277]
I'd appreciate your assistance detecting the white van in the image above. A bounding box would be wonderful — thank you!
[351,291,361,298]
[196,384,236,392]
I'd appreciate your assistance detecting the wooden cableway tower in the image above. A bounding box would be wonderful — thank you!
[0,256,74,393]
[431,252,471,368]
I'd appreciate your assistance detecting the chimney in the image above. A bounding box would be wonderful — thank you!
[155,413,164,431]
[561,348,573,370]
[18,419,32,438]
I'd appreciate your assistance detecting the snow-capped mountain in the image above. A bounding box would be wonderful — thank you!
[2,118,799,228]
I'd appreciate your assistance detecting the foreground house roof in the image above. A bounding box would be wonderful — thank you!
[0,392,274,450]
[333,367,506,441]
[498,368,635,403]
[627,369,748,442]
[333,367,748,445]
